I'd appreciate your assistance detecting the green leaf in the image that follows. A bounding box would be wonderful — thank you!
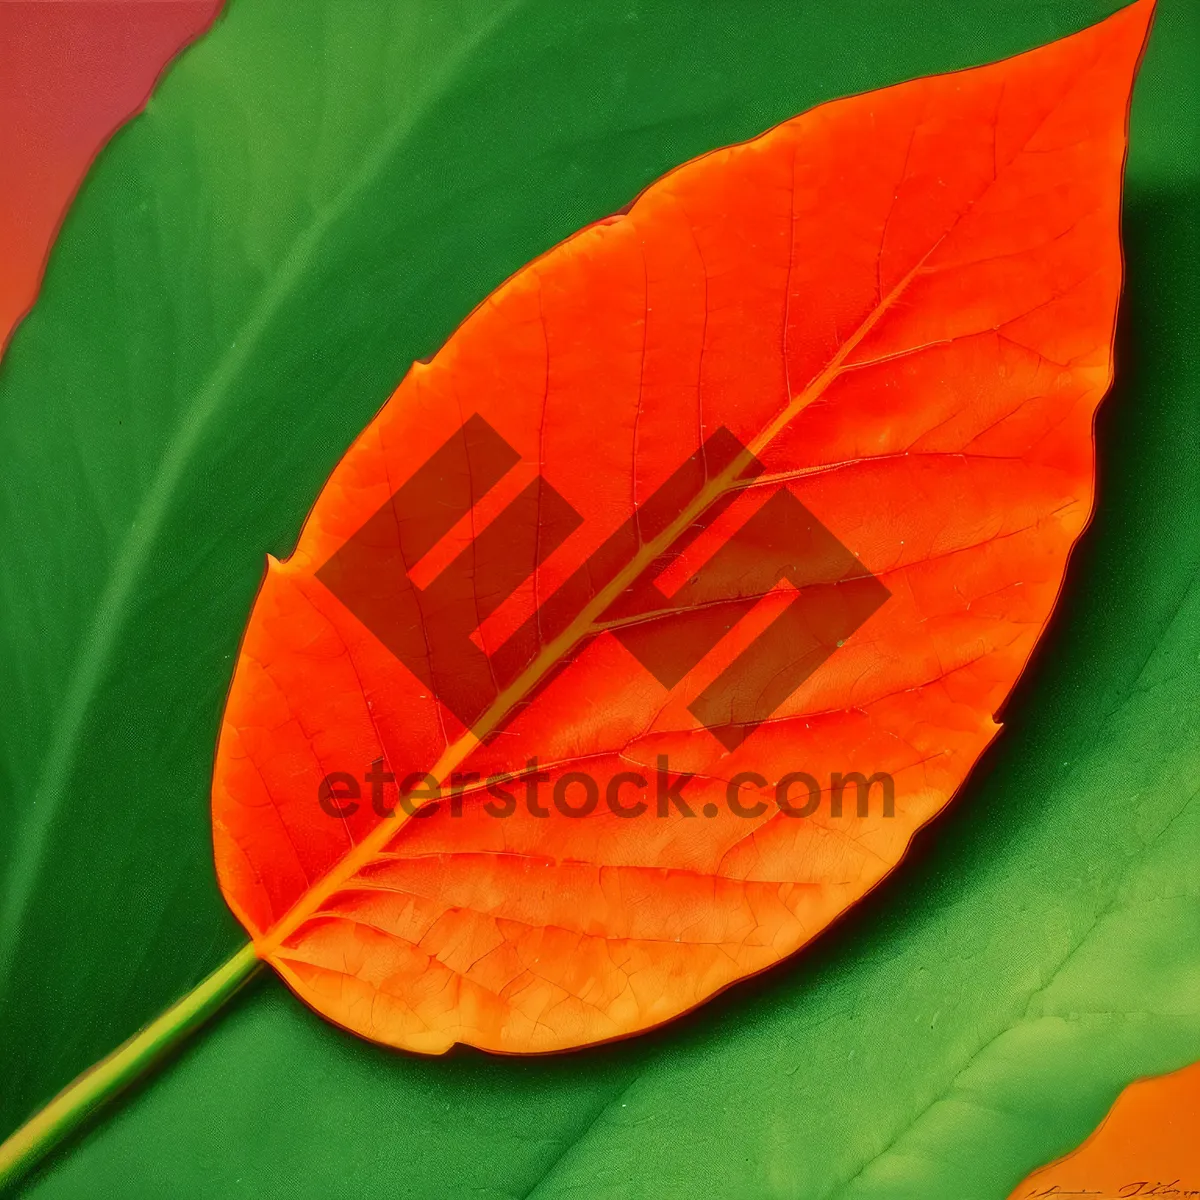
[2,0,1197,1195]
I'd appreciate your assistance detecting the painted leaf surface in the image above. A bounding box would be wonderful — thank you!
[2,0,1195,1194]
[213,0,1152,1054]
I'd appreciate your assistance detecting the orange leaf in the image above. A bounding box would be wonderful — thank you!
[212,0,1153,1054]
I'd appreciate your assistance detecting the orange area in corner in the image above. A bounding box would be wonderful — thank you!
[1010,1059,1200,1200]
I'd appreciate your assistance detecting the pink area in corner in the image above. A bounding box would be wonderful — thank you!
[0,0,223,355]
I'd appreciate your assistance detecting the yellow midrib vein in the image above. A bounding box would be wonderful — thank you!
[255,252,927,958]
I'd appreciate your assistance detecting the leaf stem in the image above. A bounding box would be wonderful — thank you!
[0,941,260,1194]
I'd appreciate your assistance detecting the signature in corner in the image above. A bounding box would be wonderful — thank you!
[1026,1183,1200,1199]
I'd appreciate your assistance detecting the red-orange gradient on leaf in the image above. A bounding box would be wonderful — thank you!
[213,0,1154,1054]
